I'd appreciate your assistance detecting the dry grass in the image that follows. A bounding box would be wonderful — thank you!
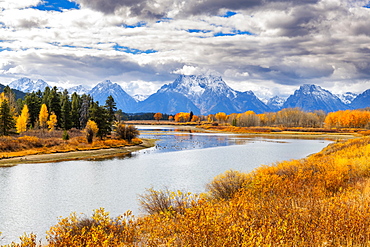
[9,136,370,246]
[0,130,142,160]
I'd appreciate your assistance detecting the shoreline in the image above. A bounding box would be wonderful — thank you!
[0,125,358,167]
[0,138,156,167]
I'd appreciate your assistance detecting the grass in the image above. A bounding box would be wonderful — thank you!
[0,129,144,164]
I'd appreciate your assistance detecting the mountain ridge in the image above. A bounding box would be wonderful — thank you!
[5,76,370,114]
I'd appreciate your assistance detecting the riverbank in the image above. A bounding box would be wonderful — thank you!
[0,138,156,167]
[129,121,360,140]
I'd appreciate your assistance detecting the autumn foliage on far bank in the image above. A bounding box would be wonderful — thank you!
[9,136,370,246]
[0,129,142,159]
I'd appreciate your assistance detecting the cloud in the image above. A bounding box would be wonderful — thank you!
[74,0,321,19]
[1,0,370,98]
[0,0,42,10]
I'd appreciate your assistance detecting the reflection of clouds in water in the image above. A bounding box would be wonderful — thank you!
[138,128,264,154]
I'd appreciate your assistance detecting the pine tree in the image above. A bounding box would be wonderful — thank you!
[16,104,30,133]
[89,101,110,139]
[24,92,42,128]
[71,92,81,129]
[42,87,51,106]
[60,89,72,130]
[48,87,61,127]
[105,95,117,125]
[0,99,15,136]
[79,94,91,129]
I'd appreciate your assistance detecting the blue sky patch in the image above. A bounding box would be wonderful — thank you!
[123,22,147,29]
[214,30,253,37]
[0,47,12,52]
[32,0,79,12]
[364,2,370,8]
[156,18,173,23]
[220,11,237,18]
[113,44,157,54]
[187,29,211,34]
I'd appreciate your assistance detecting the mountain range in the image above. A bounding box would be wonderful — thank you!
[4,76,370,114]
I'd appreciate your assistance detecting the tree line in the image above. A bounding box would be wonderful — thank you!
[170,108,370,129]
[0,86,120,138]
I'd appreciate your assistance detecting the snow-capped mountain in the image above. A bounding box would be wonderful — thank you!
[282,84,348,112]
[136,91,201,114]
[336,92,358,105]
[9,77,50,93]
[88,80,137,112]
[351,89,370,109]
[68,85,90,95]
[133,94,150,102]
[0,83,26,99]
[267,96,285,111]
[139,75,270,115]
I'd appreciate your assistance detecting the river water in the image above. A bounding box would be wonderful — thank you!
[0,126,332,244]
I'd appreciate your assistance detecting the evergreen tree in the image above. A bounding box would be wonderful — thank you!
[0,99,15,136]
[105,95,117,125]
[24,92,42,128]
[16,98,24,115]
[48,86,61,126]
[89,101,111,139]
[42,86,51,106]
[60,89,72,130]
[79,94,91,129]
[71,92,81,129]
[189,111,194,122]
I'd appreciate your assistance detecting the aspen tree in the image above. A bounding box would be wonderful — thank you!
[39,104,49,129]
[16,104,30,133]
[47,112,58,131]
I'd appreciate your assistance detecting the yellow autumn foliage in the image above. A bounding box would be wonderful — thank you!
[47,112,57,131]
[16,105,30,133]
[39,104,49,129]
[10,136,370,246]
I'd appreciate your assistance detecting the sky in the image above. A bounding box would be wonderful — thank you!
[0,0,370,99]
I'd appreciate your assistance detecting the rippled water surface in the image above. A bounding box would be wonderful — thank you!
[0,126,332,244]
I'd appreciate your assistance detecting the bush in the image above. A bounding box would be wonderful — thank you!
[84,120,98,144]
[206,170,250,200]
[116,124,139,143]
[62,130,69,141]
[46,208,137,246]
[138,188,200,215]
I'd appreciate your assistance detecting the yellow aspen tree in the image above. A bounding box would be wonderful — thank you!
[154,112,163,121]
[215,112,228,124]
[47,112,58,131]
[84,120,99,143]
[16,104,30,133]
[39,104,49,129]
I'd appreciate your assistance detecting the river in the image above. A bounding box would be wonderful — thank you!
[0,126,332,244]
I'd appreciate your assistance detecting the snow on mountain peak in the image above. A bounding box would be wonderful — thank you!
[9,77,50,93]
[336,92,358,105]
[161,74,234,100]
[68,85,90,95]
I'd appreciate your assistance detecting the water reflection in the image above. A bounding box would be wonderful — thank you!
[137,127,290,154]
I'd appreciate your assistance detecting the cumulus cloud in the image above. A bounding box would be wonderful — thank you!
[0,0,370,97]
[0,0,42,10]
[74,0,321,19]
